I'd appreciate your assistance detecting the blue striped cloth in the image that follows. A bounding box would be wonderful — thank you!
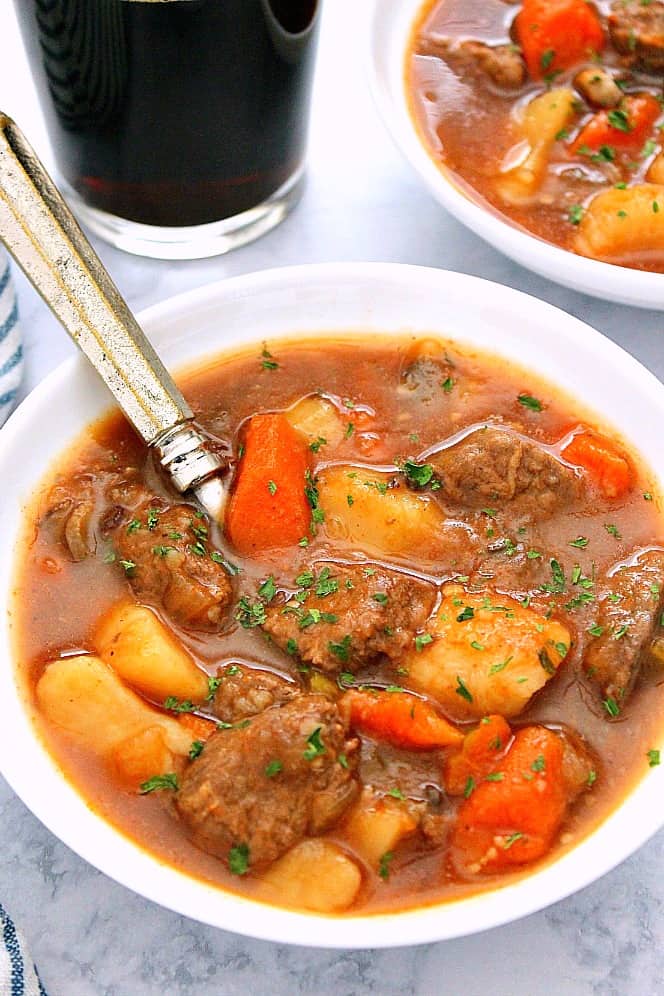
[0,250,23,427]
[0,904,46,996]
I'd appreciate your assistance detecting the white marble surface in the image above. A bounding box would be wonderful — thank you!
[2,2,664,994]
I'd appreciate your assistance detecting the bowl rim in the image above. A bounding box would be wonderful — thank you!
[1,261,663,948]
[366,0,664,310]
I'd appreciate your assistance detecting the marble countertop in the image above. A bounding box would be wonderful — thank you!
[1,3,664,994]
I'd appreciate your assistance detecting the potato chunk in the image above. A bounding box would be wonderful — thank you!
[258,839,362,913]
[286,395,345,449]
[94,601,209,704]
[344,789,419,866]
[317,465,476,567]
[575,184,664,261]
[403,584,570,719]
[36,654,192,756]
[496,88,576,205]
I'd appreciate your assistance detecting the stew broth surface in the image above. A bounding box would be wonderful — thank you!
[13,335,664,914]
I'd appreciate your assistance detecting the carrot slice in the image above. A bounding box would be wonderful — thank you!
[178,713,217,741]
[225,413,311,554]
[450,726,568,873]
[342,689,463,750]
[562,430,632,499]
[570,94,662,156]
[515,0,605,80]
[444,715,513,796]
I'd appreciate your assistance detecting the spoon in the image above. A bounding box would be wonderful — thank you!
[0,113,229,522]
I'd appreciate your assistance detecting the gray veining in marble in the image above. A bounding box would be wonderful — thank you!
[1,2,663,993]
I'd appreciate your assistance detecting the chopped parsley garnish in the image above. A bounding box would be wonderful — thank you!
[163,696,195,714]
[607,108,632,133]
[315,567,339,597]
[588,623,604,637]
[647,749,661,768]
[441,376,454,393]
[265,760,283,778]
[303,726,326,760]
[119,559,136,574]
[531,755,546,773]
[503,832,524,849]
[189,740,204,760]
[489,656,513,675]
[470,640,485,651]
[387,787,405,800]
[455,675,473,703]
[605,524,621,538]
[310,436,326,453]
[267,480,277,496]
[140,773,179,794]
[569,204,584,226]
[485,772,504,782]
[587,770,597,786]
[258,576,277,602]
[146,508,160,530]
[189,540,206,557]
[542,558,566,594]
[338,753,349,769]
[603,697,621,718]
[517,394,543,412]
[613,624,629,640]
[644,492,653,501]
[402,459,436,488]
[228,843,250,875]
[152,545,174,558]
[464,776,476,799]
[206,676,222,701]
[378,851,394,880]
[456,606,475,623]
[235,597,267,629]
[540,48,555,71]
[373,592,389,605]
[415,633,433,652]
[328,635,352,663]
[126,519,141,534]
[570,536,589,548]
[285,638,298,656]
[345,422,354,438]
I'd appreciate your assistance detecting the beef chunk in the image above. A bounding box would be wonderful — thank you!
[176,694,359,868]
[419,37,527,89]
[558,727,596,799]
[431,427,580,518]
[584,550,664,709]
[261,564,436,672]
[115,500,232,631]
[211,663,299,724]
[609,1,664,73]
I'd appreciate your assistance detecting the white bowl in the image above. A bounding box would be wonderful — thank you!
[0,263,663,947]
[368,0,664,310]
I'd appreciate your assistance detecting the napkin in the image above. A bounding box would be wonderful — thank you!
[0,249,23,427]
[0,903,46,995]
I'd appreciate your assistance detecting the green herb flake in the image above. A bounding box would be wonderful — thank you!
[188,740,205,760]
[228,842,250,876]
[647,749,661,767]
[265,759,283,778]
[378,851,394,880]
[206,676,222,701]
[517,394,543,412]
[402,459,435,488]
[303,726,326,760]
[489,656,513,675]
[485,772,504,782]
[456,606,475,623]
[503,832,525,850]
[328,635,352,663]
[139,773,179,794]
[603,697,621,718]
[373,592,388,605]
[587,770,597,786]
[569,204,584,226]
[415,633,433,652]
[126,519,141,534]
[531,755,546,773]
[338,753,349,769]
[588,623,604,637]
[570,536,589,549]
[464,776,476,799]
[441,376,454,393]
[387,787,405,800]
[455,675,473,703]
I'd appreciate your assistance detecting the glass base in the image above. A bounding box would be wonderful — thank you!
[59,167,305,260]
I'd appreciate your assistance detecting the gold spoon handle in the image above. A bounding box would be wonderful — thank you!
[0,113,225,502]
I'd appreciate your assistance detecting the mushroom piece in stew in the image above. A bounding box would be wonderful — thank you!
[15,336,664,914]
[408,0,664,271]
